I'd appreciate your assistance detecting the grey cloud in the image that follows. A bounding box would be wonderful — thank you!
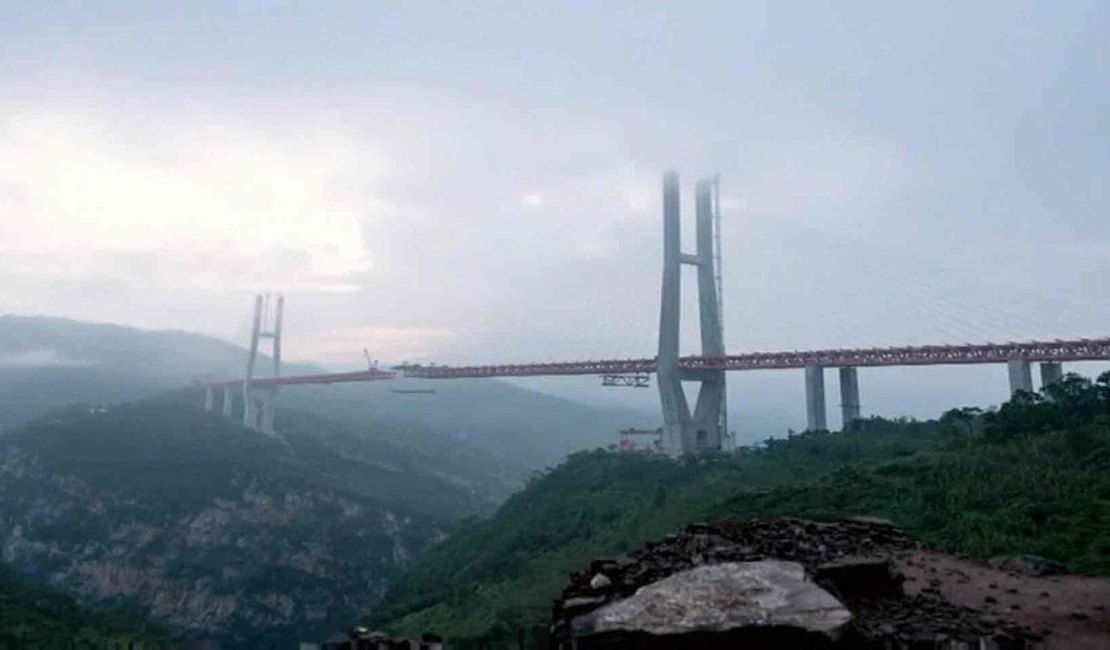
[2,1,1109,431]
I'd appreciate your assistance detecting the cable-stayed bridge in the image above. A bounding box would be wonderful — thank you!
[200,172,1110,456]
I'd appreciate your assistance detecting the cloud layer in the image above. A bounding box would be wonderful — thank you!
[2,2,1109,430]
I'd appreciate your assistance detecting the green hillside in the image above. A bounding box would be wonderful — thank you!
[370,373,1110,646]
[0,395,503,648]
[0,315,640,499]
[14,394,496,520]
[0,565,169,649]
[283,380,644,475]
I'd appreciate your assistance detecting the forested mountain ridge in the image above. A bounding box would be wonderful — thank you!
[0,314,647,646]
[0,395,496,648]
[371,373,1110,647]
[0,314,640,494]
[0,314,311,432]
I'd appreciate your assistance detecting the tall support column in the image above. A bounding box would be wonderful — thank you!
[1039,361,1063,389]
[656,172,726,456]
[712,175,729,450]
[271,296,283,378]
[242,295,263,429]
[1007,359,1033,395]
[688,178,727,452]
[657,172,690,453]
[805,364,827,431]
[838,366,860,429]
[204,386,215,412]
[259,396,275,434]
[222,386,234,417]
[261,296,283,435]
[242,385,258,429]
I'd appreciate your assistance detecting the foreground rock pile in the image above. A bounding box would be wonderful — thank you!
[552,518,1043,649]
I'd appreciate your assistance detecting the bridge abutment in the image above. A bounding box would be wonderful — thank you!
[804,365,827,431]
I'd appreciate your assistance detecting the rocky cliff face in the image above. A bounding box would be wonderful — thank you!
[0,399,462,648]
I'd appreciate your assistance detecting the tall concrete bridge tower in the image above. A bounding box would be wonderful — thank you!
[242,294,283,434]
[657,172,727,455]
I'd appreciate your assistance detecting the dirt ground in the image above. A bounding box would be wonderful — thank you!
[897,550,1110,649]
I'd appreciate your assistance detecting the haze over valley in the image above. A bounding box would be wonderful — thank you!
[3,2,1110,648]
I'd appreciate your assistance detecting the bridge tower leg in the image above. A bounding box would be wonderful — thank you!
[242,294,283,434]
[657,172,727,456]
[203,386,215,412]
[838,366,860,429]
[805,364,827,431]
[1039,361,1063,389]
[242,295,263,430]
[259,296,283,434]
[1007,359,1033,395]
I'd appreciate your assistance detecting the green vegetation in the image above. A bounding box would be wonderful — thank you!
[0,566,169,649]
[284,380,641,478]
[12,394,495,519]
[0,394,502,648]
[371,373,1110,647]
[0,315,640,503]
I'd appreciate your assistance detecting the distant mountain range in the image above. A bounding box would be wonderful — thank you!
[0,314,642,477]
[0,314,308,432]
[0,314,816,457]
[0,313,646,645]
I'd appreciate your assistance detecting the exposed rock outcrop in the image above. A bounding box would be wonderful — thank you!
[571,560,851,647]
[553,518,1046,649]
[0,442,442,648]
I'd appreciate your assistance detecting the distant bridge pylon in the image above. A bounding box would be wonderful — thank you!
[204,293,283,434]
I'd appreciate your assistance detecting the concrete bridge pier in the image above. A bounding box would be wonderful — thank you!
[1040,361,1064,389]
[241,390,276,433]
[839,366,861,429]
[1007,359,1034,395]
[243,387,259,429]
[222,386,234,417]
[204,386,214,412]
[259,394,276,434]
[804,364,827,431]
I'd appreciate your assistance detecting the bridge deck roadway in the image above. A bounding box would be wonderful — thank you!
[204,337,1110,389]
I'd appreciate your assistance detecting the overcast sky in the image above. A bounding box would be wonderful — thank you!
[3,2,1109,431]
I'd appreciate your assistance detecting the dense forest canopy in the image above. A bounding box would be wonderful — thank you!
[371,372,1110,647]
